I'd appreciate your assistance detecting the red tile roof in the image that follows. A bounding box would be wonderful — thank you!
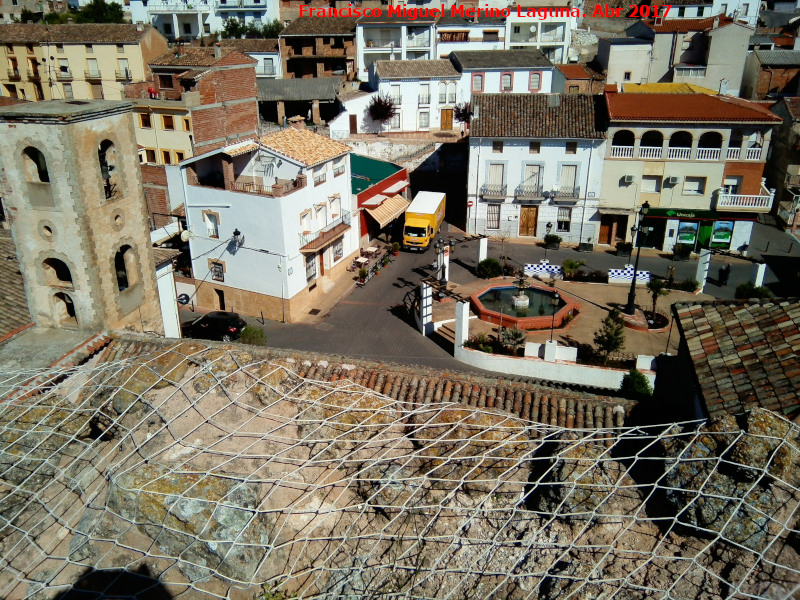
[605,93,782,122]
[674,299,800,418]
[557,64,593,79]
[149,46,253,68]
[643,15,740,33]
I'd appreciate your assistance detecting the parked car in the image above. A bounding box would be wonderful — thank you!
[181,311,247,341]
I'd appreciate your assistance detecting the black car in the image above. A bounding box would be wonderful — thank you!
[181,311,247,341]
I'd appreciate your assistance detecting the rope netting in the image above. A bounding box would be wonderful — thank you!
[0,341,798,599]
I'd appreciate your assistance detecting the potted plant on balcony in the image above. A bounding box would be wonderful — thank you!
[391,242,400,256]
[672,243,692,262]
[616,241,633,258]
[358,268,368,283]
[544,234,562,250]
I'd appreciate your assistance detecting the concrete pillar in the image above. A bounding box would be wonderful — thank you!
[751,262,767,287]
[696,248,712,293]
[442,245,450,281]
[196,13,203,38]
[476,236,488,263]
[172,14,179,39]
[454,300,469,348]
[311,100,321,124]
[418,282,433,335]
[276,101,286,125]
[544,339,558,362]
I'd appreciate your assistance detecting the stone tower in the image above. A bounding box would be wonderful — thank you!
[0,100,163,334]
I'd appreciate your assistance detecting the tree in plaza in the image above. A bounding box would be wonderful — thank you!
[593,309,625,364]
[645,278,670,318]
[76,0,125,23]
[366,94,397,135]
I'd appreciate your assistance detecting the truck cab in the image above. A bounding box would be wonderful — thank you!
[402,191,446,252]
[403,220,434,251]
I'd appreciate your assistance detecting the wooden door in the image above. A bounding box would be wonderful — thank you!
[599,216,612,245]
[91,83,103,100]
[519,205,537,236]
[349,114,357,134]
[441,108,453,131]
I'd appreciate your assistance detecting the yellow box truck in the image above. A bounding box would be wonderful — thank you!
[402,191,446,252]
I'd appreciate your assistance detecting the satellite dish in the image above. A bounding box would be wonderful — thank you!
[530,25,537,32]
[180,230,193,242]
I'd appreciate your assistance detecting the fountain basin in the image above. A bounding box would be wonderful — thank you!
[470,283,580,331]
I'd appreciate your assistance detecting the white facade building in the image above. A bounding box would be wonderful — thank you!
[661,0,759,27]
[434,17,506,56]
[451,49,560,97]
[166,125,357,322]
[467,93,606,242]
[503,1,578,64]
[356,16,437,78]
[220,38,282,78]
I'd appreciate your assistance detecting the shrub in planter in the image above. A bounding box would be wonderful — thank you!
[735,282,772,299]
[391,242,400,256]
[476,258,502,279]
[358,268,368,282]
[615,241,633,257]
[544,234,562,249]
[381,255,390,267]
[667,278,699,292]
[570,269,608,283]
[239,326,267,347]
[673,243,692,261]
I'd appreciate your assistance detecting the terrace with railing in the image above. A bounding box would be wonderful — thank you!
[714,184,774,212]
[609,129,767,162]
[299,210,351,250]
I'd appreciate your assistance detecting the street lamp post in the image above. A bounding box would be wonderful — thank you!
[624,201,650,316]
[549,291,560,342]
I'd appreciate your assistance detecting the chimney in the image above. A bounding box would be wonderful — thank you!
[719,78,729,95]
[136,21,144,32]
[213,42,221,59]
[713,15,720,28]
[288,115,305,130]
[548,94,561,108]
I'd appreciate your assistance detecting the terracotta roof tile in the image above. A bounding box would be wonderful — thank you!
[0,234,33,340]
[258,127,350,167]
[0,23,156,44]
[149,47,251,68]
[152,248,181,268]
[376,59,460,79]
[281,16,358,36]
[644,15,740,33]
[450,49,552,69]
[556,64,593,79]
[219,38,279,53]
[674,299,800,418]
[471,93,606,139]
[606,93,782,122]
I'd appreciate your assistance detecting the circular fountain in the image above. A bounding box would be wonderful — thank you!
[469,279,580,331]
[511,270,530,310]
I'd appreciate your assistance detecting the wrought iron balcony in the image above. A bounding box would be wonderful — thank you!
[556,185,580,198]
[56,70,73,81]
[115,69,132,80]
[418,94,430,104]
[27,69,41,80]
[299,210,351,249]
[7,68,20,79]
[514,184,542,199]
[480,184,507,198]
[85,70,102,79]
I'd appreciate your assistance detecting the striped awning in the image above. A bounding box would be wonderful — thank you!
[363,194,410,229]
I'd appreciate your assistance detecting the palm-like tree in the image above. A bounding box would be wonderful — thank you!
[501,327,527,354]
[562,259,585,280]
[646,279,670,318]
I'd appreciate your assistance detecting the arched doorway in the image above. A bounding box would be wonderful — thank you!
[53,292,78,329]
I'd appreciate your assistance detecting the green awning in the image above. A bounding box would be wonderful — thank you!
[646,208,758,221]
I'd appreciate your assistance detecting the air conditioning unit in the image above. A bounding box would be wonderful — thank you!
[667,176,680,185]
[624,175,635,184]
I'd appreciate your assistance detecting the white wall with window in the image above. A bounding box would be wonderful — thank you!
[373,73,465,133]
[458,66,555,95]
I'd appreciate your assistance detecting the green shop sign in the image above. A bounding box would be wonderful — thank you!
[646,208,756,221]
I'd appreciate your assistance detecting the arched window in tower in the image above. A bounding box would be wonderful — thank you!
[23,146,50,182]
[98,140,118,199]
[114,244,138,291]
[42,257,74,287]
[52,292,78,329]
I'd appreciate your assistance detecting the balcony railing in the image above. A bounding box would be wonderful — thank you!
[667,147,691,160]
[514,184,542,199]
[334,165,345,177]
[115,69,132,80]
[725,147,764,161]
[675,66,707,78]
[255,65,276,76]
[147,0,214,11]
[7,68,20,79]
[419,94,430,104]
[438,94,446,103]
[56,71,73,81]
[27,69,41,80]
[726,147,741,160]
[714,186,773,212]
[407,36,431,47]
[85,70,102,79]
[746,147,763,161]
[638,146,662,159]
[389,95,401,104]
[610,145,633,158]
[364,38,401,49]
[480,184,507,198]
[556,185,580,198]
[539,31,565,42]
[232,175,305,197]
[696,147,721,161]
[299,210,351,248]
[314,173,326,186]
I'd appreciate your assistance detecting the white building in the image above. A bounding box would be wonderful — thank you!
[129,0,280,41]
[467,93,606,242]
[450,49,561,96]
[661,0,759,27]
[220,38,282,78]
[166,125,357,322]
[503,0,578,63]
[434,16,506,56]
[356,15,437,78]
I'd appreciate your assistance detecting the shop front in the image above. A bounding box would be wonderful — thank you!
[643,208,756,253]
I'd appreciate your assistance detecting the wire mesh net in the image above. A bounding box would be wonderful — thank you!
[0,340,798,599]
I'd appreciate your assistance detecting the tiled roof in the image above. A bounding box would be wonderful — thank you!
[0,234,33,340]
[0,23,156,44]
[79,333,634,431]
[674,299,800,418]
[753,49,800,66]
[556,64,594,79]
[257,77,341,102]
[449,49,552,69]
[471,93,606,139]
[258,127,350,166]
[219,38,279,53]
[643,15,740,33]
[281,16,358,36]
[605,93,782,122]
[622,82,717,94]
[152,248,181,268]
[375,59,460,79]
[149,47,241,67]
[783,97,800,119]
